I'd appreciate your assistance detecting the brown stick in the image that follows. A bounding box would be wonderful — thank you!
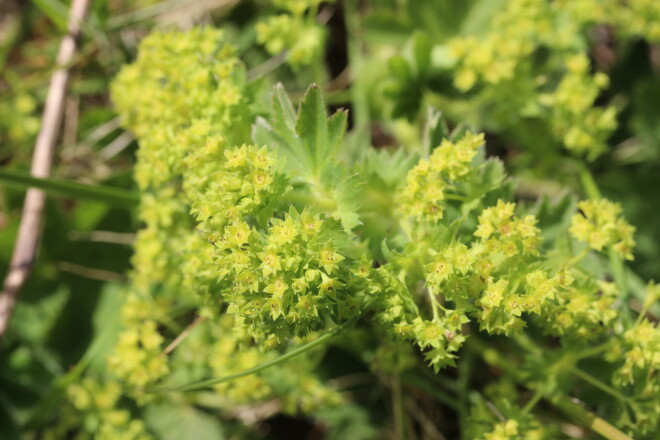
[162,316,206,355]
[0,0,91,337]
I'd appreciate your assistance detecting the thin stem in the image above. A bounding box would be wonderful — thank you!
[148,321,351,393]
[457,341,473,432]
[575,161,601,199]
[402,373,459,410]
[428,287,440,321]
[521,389,543,415]
[344,0,371,157]
[105,0,200,29]
[444,193,467,201]
[574,342,611,360]
[568,247,591,266]
[392,374,406,440]
[572,368,631,404]
[609,248,632,325]
[552,395,634,440]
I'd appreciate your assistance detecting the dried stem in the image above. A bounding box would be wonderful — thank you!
[162,315,206,355]
[0,0,91,337]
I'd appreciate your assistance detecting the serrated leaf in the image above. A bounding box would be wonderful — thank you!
[411,31,432,77]
[363,148,419,189]
[253,116,304,173]
[388,55,412,82]
[296,84,329,174]
[381,239,394,261]
[253,84,359,229]
[314,215,354,250]
[327,109,349,155]
[423,106,448,156]
[320,165,364,230]
[272,83,298,142]
[254,84,348,181]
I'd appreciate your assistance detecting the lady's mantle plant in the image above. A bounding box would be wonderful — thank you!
[47,24,659,440]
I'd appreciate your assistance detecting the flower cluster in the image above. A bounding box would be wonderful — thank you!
[474,200,541,259]
[398,132,483,222]
[184,139,285,241]
[216,208,360,342]
[536,277,618,339]
[107,320,169,388]
[539,54,617,158]
[43,379,151,440]
[446,0,647,158]
[0,92,39,146]
[465,381,554,440]
[570,198,636,260]
[613,319,660,386]
[111,27,249,189]
[256,0,330,67]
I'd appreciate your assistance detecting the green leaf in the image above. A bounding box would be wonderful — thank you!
[313,404,378,440]
[362,148,419,189]
[271,83,300,151]
[254,84,360,230]
[11,286,69,345]
[319,166,364,230]
[32,0,69,32]
[145,403,224,440]
[296,84,330,174]
[388,55,412,82]
[423,106,448,157]
[254,83,348,179]
[411,31,432,77]
[327,109,349,155]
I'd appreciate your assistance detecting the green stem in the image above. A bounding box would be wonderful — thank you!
[521,389,544,415]
[575,161,601,199]
[574,342,611,360]
[344,0,371,157]
[402,373,459,410]
[391,374,406,440]
[0,168,139,207]
[568,247,591,266]
[572,368,631,404]
[457,341,473,433]
[609,248,632,325]
[428,288,440,321]
[148,321,351,393]
[552,395,634,440]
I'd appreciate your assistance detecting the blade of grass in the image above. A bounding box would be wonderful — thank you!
[32,0,69,32]
[106,0,200,30]
[149,321,352,393]
[0,168,138,207]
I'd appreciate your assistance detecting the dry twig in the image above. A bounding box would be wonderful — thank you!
[0,0,91,337]
[162,315,207,355]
